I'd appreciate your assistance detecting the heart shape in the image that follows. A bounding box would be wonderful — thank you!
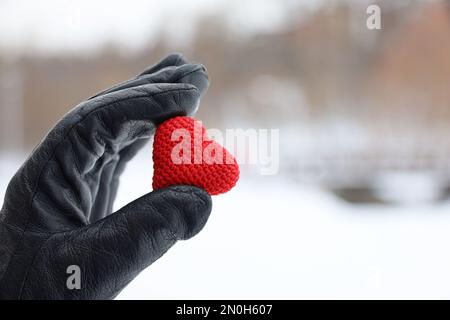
[152,116,239,195]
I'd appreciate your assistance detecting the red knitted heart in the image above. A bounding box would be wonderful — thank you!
[152,116,239,195]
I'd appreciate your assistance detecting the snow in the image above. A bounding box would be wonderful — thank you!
[2,150,450,299]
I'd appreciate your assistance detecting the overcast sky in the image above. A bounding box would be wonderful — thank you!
[0,0,324,55]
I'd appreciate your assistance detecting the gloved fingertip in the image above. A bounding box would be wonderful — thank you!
[167,52,186,65]
[154,185,212,240]
[139,53,188,76]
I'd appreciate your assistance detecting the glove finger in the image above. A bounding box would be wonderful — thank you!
[90,63,209,100]
[105,138,149,213]
[90,138,148,222]
[138,52,188,75]
[69,186,211,298]
[56,81,200,165]
[89,53,190,100]
[12,83,201,231]
[87,154,120,222]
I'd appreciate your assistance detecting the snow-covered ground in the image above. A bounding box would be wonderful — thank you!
[2,150,450,299]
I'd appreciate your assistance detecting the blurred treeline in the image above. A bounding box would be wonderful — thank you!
[1,0,450,196]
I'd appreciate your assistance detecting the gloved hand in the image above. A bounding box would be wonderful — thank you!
[0,53,212,300]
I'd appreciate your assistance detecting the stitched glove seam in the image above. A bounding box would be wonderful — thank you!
[171,67,205,83]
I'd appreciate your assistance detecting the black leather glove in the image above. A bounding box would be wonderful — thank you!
[0,53,212,299]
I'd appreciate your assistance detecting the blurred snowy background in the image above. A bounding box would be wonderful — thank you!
[2,0,450,299]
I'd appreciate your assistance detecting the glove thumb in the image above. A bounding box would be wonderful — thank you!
[91,184,212,248]
[67,185,212,298]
